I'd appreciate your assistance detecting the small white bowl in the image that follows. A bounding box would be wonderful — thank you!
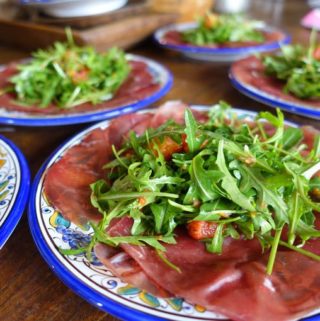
[20,0,128,18]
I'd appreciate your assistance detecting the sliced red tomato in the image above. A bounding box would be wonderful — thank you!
[313,46,320,60]
[187,220,219,240]
[150,136,183,160]
[68,67,90,84]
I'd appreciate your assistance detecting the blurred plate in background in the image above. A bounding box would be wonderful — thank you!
[19,0,128,18]
[154,22,290,62]
[230,55,320,119]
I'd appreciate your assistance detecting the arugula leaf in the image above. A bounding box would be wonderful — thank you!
[184,108,202,153]
[257,109,284,146]
[281,127,303,149]
[216,141,255,211]
[156,250,181,273]
[240,165,288,224]
[191,152,223,202]
[266,226,283,275]
[206,224,224,254]
[261,33,320,99]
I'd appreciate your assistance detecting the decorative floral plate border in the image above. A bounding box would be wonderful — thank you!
[0,54,173,127]
[28,106,319,321]
[0,135,30,248]
[154,23,291,62]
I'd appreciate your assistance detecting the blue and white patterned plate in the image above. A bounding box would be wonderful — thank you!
[154,23,290,62]
[0,55,172,127]
[229,66,320,120]
[28,106,319,321]
[0,135,30,249]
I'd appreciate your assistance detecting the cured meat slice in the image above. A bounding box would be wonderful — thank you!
[0,60,160,115]
[149,100,189,127]
[107,216,320,321]
[43,113,153,225]
[94,243,171,298]
[205,250,320,321]
[231,56,320,108]
[149,100,208,127]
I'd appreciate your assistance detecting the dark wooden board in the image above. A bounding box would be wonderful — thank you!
[29,0,149,28]
[0,1,177,51]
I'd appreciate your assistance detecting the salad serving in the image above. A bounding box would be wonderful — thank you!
[262,31,320,100]
[43,101,320,321]
[230,32,320,116]
[77,102,320,274]
[5,30,129,109]
[181,13,265,46]
[158,12,287,49]
[155,13,290,63]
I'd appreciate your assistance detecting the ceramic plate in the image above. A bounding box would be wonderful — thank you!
[154,23,290,62]
[0,55,172,127]
[229,63,320,119]
[0,135,30,249]
[19,0,128,18]
[28,106,319,321]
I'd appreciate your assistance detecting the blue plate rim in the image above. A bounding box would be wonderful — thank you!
[154,22,291,55]
[0,54,173,127]
[28,106,320,321]
[0,135,30,249]
[229,66,320,119]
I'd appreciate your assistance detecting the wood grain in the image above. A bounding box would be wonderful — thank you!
[0,1,317,321]
[0,4,177,51]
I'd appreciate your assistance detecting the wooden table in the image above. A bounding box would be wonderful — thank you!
[0,1,317,320]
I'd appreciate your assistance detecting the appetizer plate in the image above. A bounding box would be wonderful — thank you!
[0,135,30,249]
[28,106,319,321]
[0,54,173,127]
[229,64,320,120]
[154,23,291,62]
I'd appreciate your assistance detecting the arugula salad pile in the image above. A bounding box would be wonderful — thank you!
[66,103,320,274]
[262,31,320,99]
[182,13,265,46]
[8,30,130,109]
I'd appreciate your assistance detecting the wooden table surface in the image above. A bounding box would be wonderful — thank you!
[0,1,317,321]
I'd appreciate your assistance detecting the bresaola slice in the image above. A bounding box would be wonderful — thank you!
[0,60,160,115]
[103,216,320,321]
[231,56,320,108]
[43,102,320,321]
[94,243,172,298]
[94,217,172,298]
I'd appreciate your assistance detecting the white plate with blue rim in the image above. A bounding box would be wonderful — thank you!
[0,135,30,249]
[229,57,320,120]
[28,105,319,321]
[154,22,291,62]
[0,54,173,127]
